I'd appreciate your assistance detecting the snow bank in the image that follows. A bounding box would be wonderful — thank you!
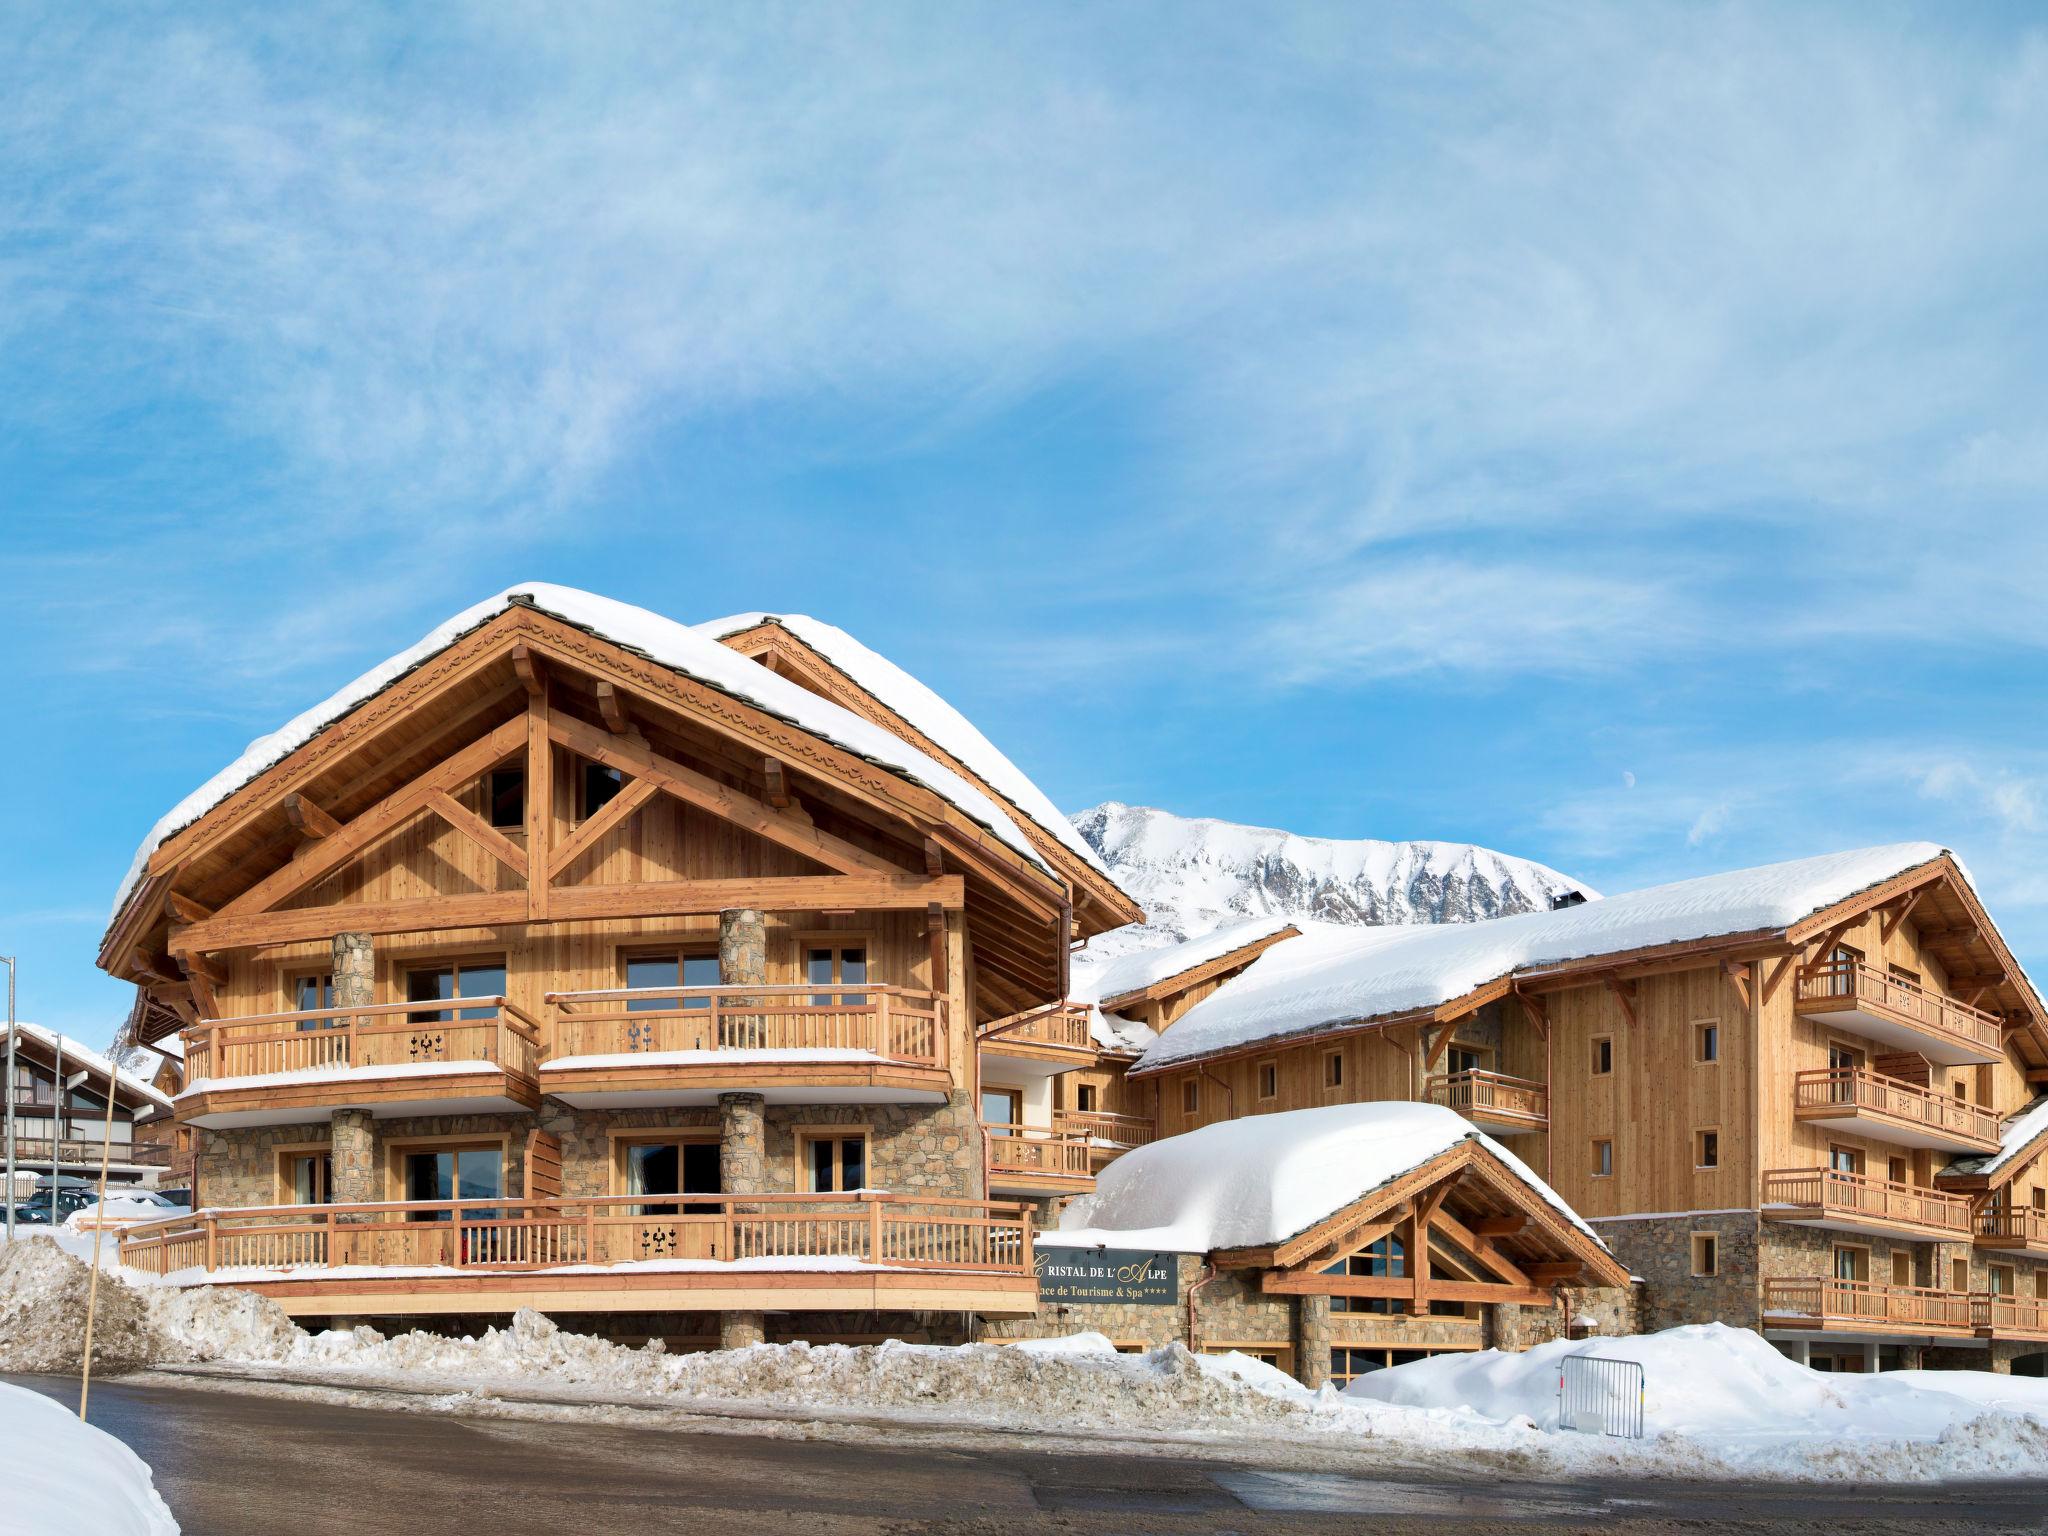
[0,1382,180,1535]
[1052,1102,1600,1253]
[1141,845,1952,1069]
[1345,1323,2048,1481]
[112,583,1053,924]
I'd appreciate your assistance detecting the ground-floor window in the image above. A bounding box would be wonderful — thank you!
[618,1136,721,1214]
[799,1131,869,1192]
[281,1150,331,1205]
[1327,1346,1442,1387]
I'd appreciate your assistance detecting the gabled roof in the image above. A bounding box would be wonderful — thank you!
[109,585,1059,932]
[698,611,1141,931]
[6,1021,174,1111]
[1046,1101,1610,1266]
[1072,917,1301,1010]
[1132,845,2047,1074]
[1943,1097,2048,1188]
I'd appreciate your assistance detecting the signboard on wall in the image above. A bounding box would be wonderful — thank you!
[1034,1246,1178,1304]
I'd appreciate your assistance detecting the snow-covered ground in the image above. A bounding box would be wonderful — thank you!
[4,1234,2047,1483]
[0,1381,180,1535]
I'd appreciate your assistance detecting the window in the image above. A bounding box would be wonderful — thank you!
[1991,1264,2016,1297]
[1327,1346,1436,1387]
[1828,1145,1863,1176]
[623,950,720,1010]
[1691,1233,1718,1277]
[1887,963,1921,990]
[1592,1139,1613,1178]
[1446,1045,1484,1077]
[1833,1246,1868,1283]
[2033,1186,2046,1213]
[1591,1037,1613,1076]
[1182,1079,1200,1115]
[1694,1022,1719,1064]
[405,957,507,1023]
[1828,1041,1864,1074]
[580,761,624,819]
[1953,1257,1971,1292]
[402,1145,503,1220]
[1823,944,1864,995]
[487,768,525,829]
[1952,1077,1969,1102]
[1257,1061,1278,1101]
[2036,1271,2048,1302]
[618,1136,720,1216]
[1888,1156,1909,1186]
[1323,1051,1344,1089]
[1694,1130,1719,1170]
[801,1133,868,1192]
[805,944,869,1006]
[1075,1084,1098,1113]
[981,1087,1021,1129]
[1325,1234,1404,1314]
[283,1151,332,1205]
[291,972,337,1032]
[1891,1251,1912,1287]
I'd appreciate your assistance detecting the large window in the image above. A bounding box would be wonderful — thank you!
[623,951,720,1010]
[1446,1046,1484,1076]
[619,1137,720,1216]
[1326,1234,1404,1315]
[1833,1245,1868,1283]
[402,1145,503,1220]
[292,973,336,1032]
[801,1133,868,1192]
[981,1088,1021,1128]
[283,1151,332,1205]
[1327,1346,1437,1387]
[405,958,507,1023]
[806,944,868,1006]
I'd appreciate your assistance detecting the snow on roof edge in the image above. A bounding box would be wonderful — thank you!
[109,585,1057,935]
[8,1021,174,1109]
[1072,915,1299,1006]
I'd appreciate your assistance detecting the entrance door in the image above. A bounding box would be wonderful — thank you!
[982,1087,1021,1131]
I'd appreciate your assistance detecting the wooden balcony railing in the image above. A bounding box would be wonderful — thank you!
[1424,1069,1549,1128]
[1796,959,2004,1057]
[1791,1067,2002,1148]
[1979,1295,2048,1338]
[983,1123,1094,1179]
[545,985,945,1068]
[978,1003,1094,1052]
[1762,1277,1976,1332]
[1761,1167,1974,1235]
[1978,1206,2048,1248]
[1051,1110,1156,1149]
[185,1000,542,1084]
[116,1192,1033,1278]
[8,1138,172,1169]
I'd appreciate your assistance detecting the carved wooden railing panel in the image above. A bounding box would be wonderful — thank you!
[1796,960,2003,1056]
[1978,1206,2048,1247]
[1760,1167,1973,1234]
[184,999,542,1085]
[978,1003,1094,1051]
[1424,1069,1549,1127]
[1791,1068,2001,1146]
[983,1122,1093,1178]
[116,1192,1033,1278]
[546,986,945,1069]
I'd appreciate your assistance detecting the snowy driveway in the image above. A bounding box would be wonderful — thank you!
[9,1372,2046,1536]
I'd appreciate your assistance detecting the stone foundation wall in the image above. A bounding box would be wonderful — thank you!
[762,1097,984,1201]
[1594,1213,1761,1331]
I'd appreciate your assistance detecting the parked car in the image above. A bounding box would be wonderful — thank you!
[10,1187,95,1225]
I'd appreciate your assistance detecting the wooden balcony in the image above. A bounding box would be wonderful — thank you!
[977,1003,1096,1066]
[114,1192,1037,1319]
[1791,1068,2001,1153]
[1762,1277,1976,1337]
[542,986,952,1107]
[179,1001,542,1128]
[1424,1070,1548,1136]
[1761,1167,1974,1240]
[984,1122,1095,1195]
[1052,1109,1156,1169]
[1978,1295,2048,1342]
[5,1137,172,1171]
[1977,1206,2048,1255]
[1795,960,2004,1065]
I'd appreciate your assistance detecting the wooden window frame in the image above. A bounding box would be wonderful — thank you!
[795,931,877,998]
[1322,1049,1344,1091]
[286,971,336,1013]
[576,758,626,824]
[379,1132,512,1202]
[393,950,510,1018]
[1201,1342,1294,1378]
[1690,1232,1718,1278]
[794,1126,873,1193]
[1828,1143,1865,1176]
[1990,1263,2017,1298]
[1591,1036,1613,1077]
[606,1130,719,1197]
[1891,1251,1913,1288]
[1256,1059,1279,1102]
[1693,1020,1719,1065]
[1591,1138,1613,1178]
[1075,1083,1099,1114]
[1694,1127,1720,1172]
[1832,1242,1871,1284]
[486,766,526,830]
[273,1140,335,1206]
[1952,1256,1971,1293]
[1827,1037,1867,1072]
[1183,1078,1200,1116]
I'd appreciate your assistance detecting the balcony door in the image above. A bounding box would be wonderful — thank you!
[405,958,507,1023]
[624,951,720,1012]
[622,1138,720,1216]
[1446,1046,1485,1077]
[403,1145,503,1220]
[806,944,869,1007]
[982,1087,1021,1130]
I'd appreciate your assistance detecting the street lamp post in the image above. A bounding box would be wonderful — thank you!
[3,956,15,1240]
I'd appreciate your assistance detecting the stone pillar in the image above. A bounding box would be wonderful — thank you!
[720,1092,766,1196]
[330,1108,376,1204]
[720,1311,765,1350]
[331,931,375,1021]
[719,907,767,1047]
[1293,1292,1333,1389]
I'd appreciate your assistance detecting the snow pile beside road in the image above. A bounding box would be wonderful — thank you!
[0,1382,180,1535]
[0,1234,298,1371]
[1346,1324,2048,1481]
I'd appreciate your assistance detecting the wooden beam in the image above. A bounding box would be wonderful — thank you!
[549,712,906,879]
[1526,1261,1582,1284]
[425,789,529,880]
[1432,1211,1533,1288]
[546,778,658,880]
[763,756,793,808]
[174,892,530,952]
[1606,973,1639,1031]
[1261,1272,1552,1307]
[511,643,546,699]
[283,793,340,842]
[1807,917,1858,968]
[924,838,945,880]
[548,875,964,923]
[1424,1019,1462,1072]
[1762,952,1797,1007]
[1722,958,1752,1014]
[595,681,630,735]
[1514,986,1549,1040]
[179,960,220,1020]
[1411,1183,1450,1312]
[213,718,527,922]
[526,699,552,920]
[178,950,226,986]
[163,890,214,926]
[1881,887,1927,944]
[1472,1215,1526,1238]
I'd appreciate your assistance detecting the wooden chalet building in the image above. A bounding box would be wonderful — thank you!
[101,587,1140,1345]
[5,1020,175,1198]
[1079,847,2048,1374]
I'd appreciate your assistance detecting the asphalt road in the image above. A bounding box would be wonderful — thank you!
[9,1371,2048,1535]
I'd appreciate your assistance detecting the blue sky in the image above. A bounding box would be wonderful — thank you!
[5,3,2048,1049]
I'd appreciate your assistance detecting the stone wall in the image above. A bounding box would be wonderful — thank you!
[762,1097,984,1201]
[1595,1212,1761,1332]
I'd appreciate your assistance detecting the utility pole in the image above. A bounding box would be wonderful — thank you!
[51,1030,64,1199]
[3,956,15,1239]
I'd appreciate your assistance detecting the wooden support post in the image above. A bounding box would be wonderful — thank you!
[595,681,629,735]
[526,699,552,920]
[1605,973,1639,1031]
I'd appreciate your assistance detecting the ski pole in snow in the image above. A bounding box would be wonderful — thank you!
[78,1056,120,1420]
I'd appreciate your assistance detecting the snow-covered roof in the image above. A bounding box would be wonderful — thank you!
[697,611,1127,895]
[1138,844,1950,1072]
[1048,1101,1601,1254]
[113,584,1058,925]
[1071,915,1298,1006]
[1088,1007,1158,1055]
[1946,1096,2048,1181]
[8,1021,174,1109]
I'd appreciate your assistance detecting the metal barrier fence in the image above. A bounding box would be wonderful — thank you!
[1557,1354,1645,1439]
